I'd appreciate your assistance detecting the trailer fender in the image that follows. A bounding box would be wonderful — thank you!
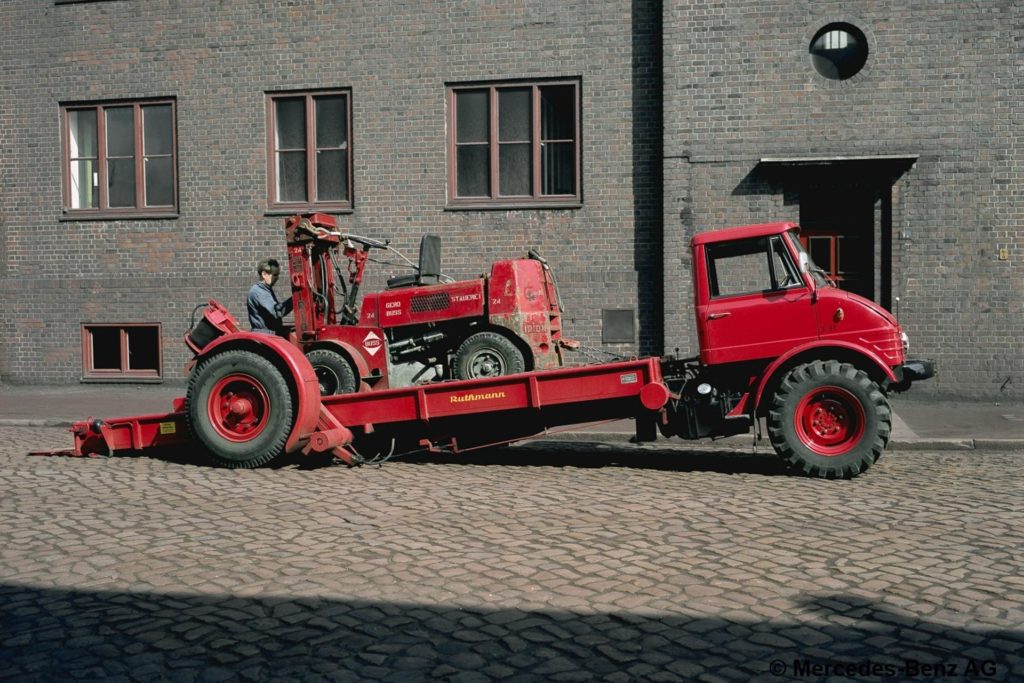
[308,340,371,388]
[195,332,322,454]
[752,341,898,415]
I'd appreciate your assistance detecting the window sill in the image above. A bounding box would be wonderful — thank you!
[265,207,354,216]
[81,376,164,384]
[61,211,179,222]
[445,201,582,212]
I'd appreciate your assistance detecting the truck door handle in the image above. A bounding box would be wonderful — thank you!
[708,312,731,320]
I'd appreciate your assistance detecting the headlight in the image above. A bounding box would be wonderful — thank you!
[901,332,910,354]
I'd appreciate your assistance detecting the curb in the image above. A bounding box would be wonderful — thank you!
[972,438,1024,451]
[887,439,974,451]
[0,419,75,428]
[534,431,1024,452]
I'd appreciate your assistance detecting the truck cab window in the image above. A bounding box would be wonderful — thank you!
[770,236,802,289]
[785,230,832,288]
[706,237,773,298]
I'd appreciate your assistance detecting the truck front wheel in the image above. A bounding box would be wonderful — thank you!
[185,350,295,468]
[767,360,891,479]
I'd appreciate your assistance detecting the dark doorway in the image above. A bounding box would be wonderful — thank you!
[799,188,875,301]
[746,156,916,313]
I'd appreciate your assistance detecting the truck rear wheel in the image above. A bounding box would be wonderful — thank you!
[185,350,294,468]
[453,331,525,380]
[306,348,357,396]
[767,360,891,479]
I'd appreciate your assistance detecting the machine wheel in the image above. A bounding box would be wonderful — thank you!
[453,331,526,380]
[185,350,294,469]
[767,360,891,479]
[306,348,357,396]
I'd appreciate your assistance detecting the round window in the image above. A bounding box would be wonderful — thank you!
[809,23,868,80]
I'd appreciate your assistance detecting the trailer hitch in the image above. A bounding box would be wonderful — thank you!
[29,399,190,458]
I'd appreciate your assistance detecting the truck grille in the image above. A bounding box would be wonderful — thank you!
[411,293,450,313]
[860,334,903,363]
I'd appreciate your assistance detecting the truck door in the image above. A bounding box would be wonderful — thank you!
[699,235,818,365]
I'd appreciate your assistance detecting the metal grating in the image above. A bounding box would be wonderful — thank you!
[411,293,450,313]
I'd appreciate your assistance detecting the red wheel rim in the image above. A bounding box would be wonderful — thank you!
[794,385,866,456]
[207,374,271,442]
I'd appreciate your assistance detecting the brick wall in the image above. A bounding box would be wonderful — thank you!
[0,0,662,383]
[664,0,1024,398]
[3,0,1021,399]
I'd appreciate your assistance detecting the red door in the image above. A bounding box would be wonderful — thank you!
[700,234,818,365]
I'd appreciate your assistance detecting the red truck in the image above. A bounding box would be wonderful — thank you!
[47,221,933,479]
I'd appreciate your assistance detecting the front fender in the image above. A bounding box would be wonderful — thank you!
[196,331,322,454]
[308,339,373,389]
[753,341,898,414]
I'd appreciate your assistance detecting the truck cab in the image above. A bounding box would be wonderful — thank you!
[654,222,936,478]
[691,222,928,387]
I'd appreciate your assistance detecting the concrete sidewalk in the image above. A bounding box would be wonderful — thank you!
[1,382,1022,451]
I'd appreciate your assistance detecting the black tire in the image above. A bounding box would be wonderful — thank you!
[306,348,357,396]
[767,360,891,479]
[453,331,526,380]
[185,350,294,469]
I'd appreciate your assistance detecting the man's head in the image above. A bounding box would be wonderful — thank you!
[257,258,281,286]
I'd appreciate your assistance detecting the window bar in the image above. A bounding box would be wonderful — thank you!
[170,103,178,208]
[489,87,499,200]
[120,328,129,373]
[573,83,580,198]
[96,105,108,210]
[532,85,541,201]
[305,94,316,204]
[133,104,145,210]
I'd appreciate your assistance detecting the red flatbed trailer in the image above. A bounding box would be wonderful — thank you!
[46,353,670,466]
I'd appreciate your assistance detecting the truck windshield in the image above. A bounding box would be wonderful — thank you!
[786,230,834,288]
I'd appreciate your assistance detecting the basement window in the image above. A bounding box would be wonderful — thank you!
[82,323,162,381]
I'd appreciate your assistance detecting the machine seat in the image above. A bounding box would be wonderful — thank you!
[386,273,419,288]
[387,235,441,289]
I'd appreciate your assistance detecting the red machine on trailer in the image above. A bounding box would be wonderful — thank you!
[284,213,571,395]
[42,221,934,479]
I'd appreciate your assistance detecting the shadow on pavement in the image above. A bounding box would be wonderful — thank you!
[399,442,794,477]
[97,442,797,477]
[1,584,1020,681]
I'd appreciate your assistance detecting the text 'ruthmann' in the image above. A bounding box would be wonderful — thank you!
[449,391,507,404]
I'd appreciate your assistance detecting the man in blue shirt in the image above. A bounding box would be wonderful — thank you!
[247,258,293,335]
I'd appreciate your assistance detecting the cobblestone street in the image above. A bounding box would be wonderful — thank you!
[1,426,1022,682]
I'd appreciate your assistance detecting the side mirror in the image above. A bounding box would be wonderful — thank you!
[798,252,818,300]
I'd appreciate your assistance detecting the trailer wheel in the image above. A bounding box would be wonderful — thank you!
[767,360,891,479]
[186,350,294,468]
[306,348,357,396]
[453,331,525,380]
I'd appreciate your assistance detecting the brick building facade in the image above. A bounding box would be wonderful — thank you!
[0,1,1020,398]
[663,0,1022,399]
